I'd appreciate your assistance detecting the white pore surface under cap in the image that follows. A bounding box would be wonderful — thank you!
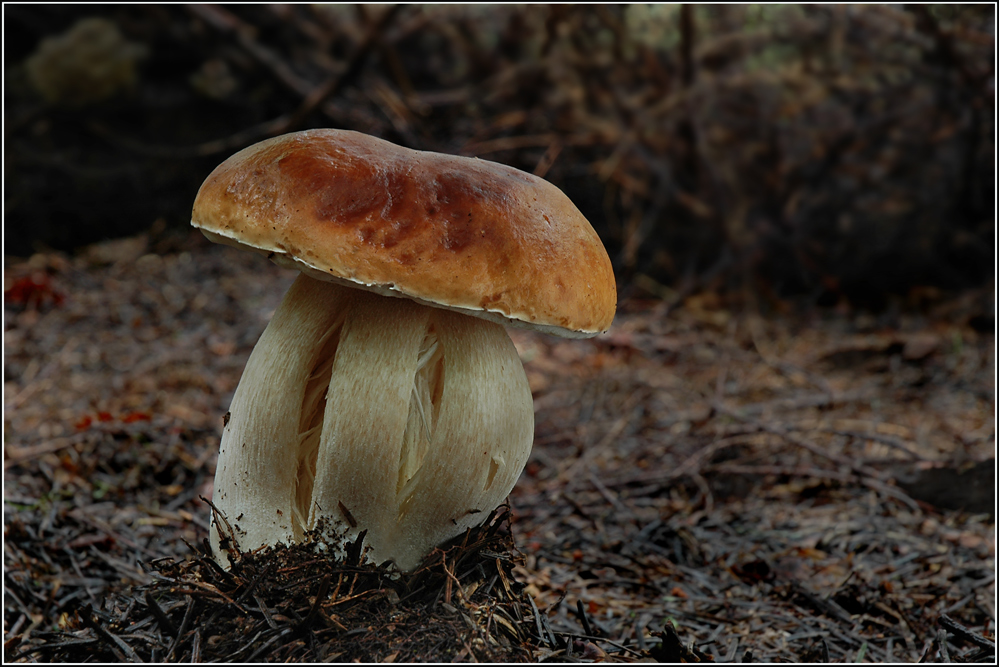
[210,274,534,571]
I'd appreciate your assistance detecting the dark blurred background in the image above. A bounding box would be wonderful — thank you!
[4,4,995,313]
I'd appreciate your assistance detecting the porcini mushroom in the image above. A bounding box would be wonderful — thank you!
[192,129,615,571]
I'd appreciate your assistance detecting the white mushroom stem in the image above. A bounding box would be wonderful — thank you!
[210,273,535,571]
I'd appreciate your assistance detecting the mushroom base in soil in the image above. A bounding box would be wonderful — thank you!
[211,273,534,572]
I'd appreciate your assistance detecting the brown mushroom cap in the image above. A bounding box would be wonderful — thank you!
[191,129,616,337]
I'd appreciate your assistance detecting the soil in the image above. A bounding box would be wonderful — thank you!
[3,230,995,662]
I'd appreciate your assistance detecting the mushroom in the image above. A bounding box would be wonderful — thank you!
[192,129,616,571]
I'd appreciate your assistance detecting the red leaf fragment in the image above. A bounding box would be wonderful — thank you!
[4,274,64,309]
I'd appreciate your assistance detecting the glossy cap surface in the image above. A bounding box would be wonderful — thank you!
[192,129,616,336]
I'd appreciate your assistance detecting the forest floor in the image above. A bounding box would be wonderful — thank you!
[4,230,995,662]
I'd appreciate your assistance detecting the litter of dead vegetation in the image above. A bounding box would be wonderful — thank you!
[4,237,994,662]
[7,507,541,663]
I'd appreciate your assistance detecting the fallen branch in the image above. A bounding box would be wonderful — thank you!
[939,614,996,652]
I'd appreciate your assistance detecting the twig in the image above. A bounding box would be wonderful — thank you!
[565,632,648,658]
[787,581,853,624]
[3,433,91,468]
[712,399,891,481]
[940,614,996,652]
[528,595,547,646]
[190,629,201,662]
[712,389,878,417]
[857,476,921,513]
[8,638,99,661]
[164,596,194,662]
[589,473,634,517]
[705,462,919,512]
[575,599,595,637]
[4,336,81,412]
[245,628,293,662]
[801,427,923,460]
[67,509,159,558]
[254,594,279,630]
[234,562,275,605]
[185,4,314,96]
[88,118,290,160]
[295,574,331,632]
[279,4,404,133]
[144,591,177,638]
[83,607,141,662]
[937,629,951,663]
